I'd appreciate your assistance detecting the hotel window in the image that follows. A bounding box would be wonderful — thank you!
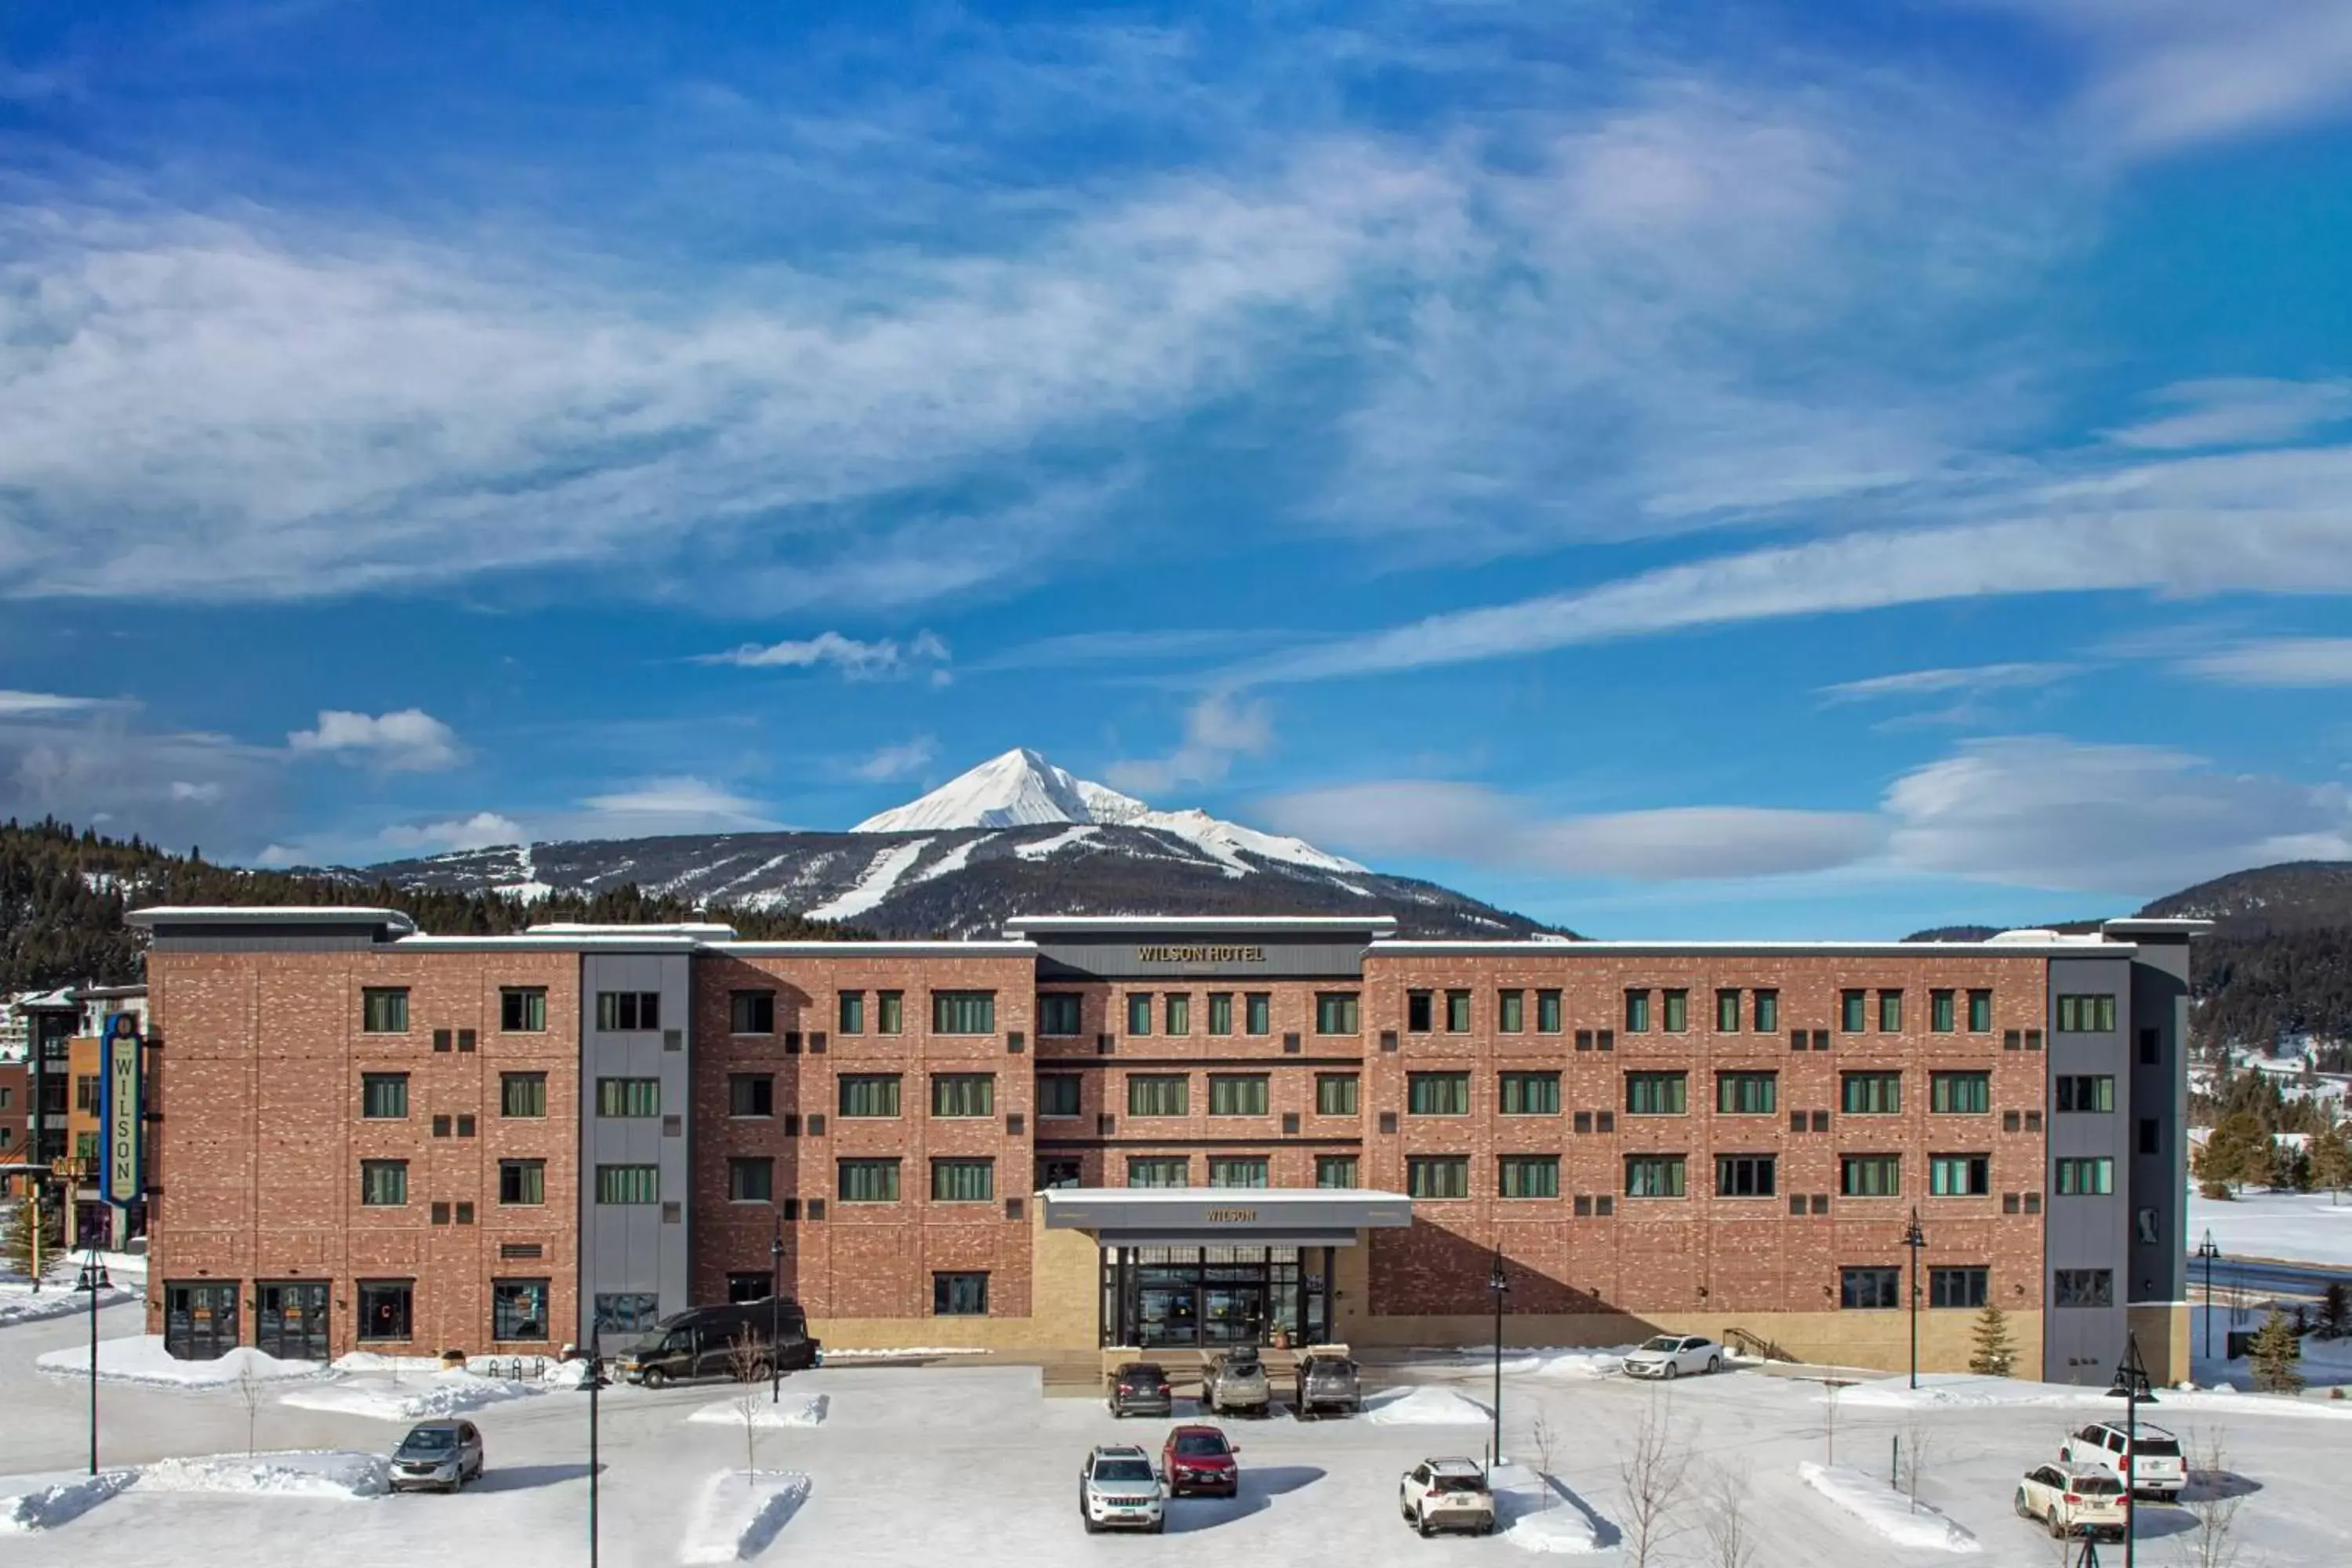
[1839,1268,1902,1309]
[1929,1153,1992,1197]
[2055,1075,2115,1114]
[360,1160,408,1206]
[934,1272,989,1316]
[1624,1072,1688,1116]
[1841,1154,1900,1197]
[1501,1156,1560,1200]
[877,990,904,1034]
[1716,1072,1777,1116]
[492,1279,550,1341]
[1316,993,1361,1035]
[1127,1157,1189,1189]
[1752,989,1779,1033]
[1037,1158,1082,1189]
[1038,993,1082,1036]
[594,1164,659,1205]
[1316,1073,1359,1116]
[731,1073,775,1118]
[931,1073,996,1118]
[1537,989,1563,1033]
[1208,1074,1270,1116]
[1500,1071,1561,1116]
[1127,1074,1188,1117]
[595,1293,661,1334]
[2056,995,2118,1033]
[2055,1156,2114,1196]
[731,990,776,1035]
[361,988,410,1033]
[500,1072,547,1118]
[596,1077,661,1118]
[1930,990,1956,1033]
[1407,1072,1471,1116]
[358,1281,412,1341]
[730,1157,775,1203]
[2055,1269,2114,1308]
[499,1160,545,1206]
[1316,1154,1359,1189]
[1968,989,1993,1032]
[76,1075,98,1113]
[839,992,866,1034]
[1715,1154,1777,1198]
[1929,1267,1989,1308]
[1929,1071,1990,1115]
[1715,989,1740,1033]
[931,1159,994,1202]
[837,1074,902,1118]
[1497,989,1525,1033]
[1165,993,1191,1036]
[1662,989,1689,1033]
[596,992,660,1031]
[1406,991,1433,1033]
[1207,993,1234,1035]
[1407,1156,1472,1200]
[1127,993,1152,1035]
[1624,1155,1687,1198]
[1624,990,1651,1033]
[1208,1157,1269,1189]
[837,1159,902,1203]
[1841,1072,1901,1116]
[1038,1075,1082,1118]
[1840,989,1867,1033]
[361,1073,409,1120]
[1878,990,1903,1032]
[932,992,995,1034]
[1244,993,1272,1036]
[1445,990,1472,1032]
[499,988,546,1033]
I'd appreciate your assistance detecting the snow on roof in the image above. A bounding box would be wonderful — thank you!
[1007,914,1399,933]
[126,906,418,932]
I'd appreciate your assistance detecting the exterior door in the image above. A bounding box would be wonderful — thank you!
[164,1281,241,1361]
[1201,1285,1265,1345]
[256,1281,330,1362]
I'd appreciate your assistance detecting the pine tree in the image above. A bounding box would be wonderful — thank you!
[2310,1124,2352,1206]
[1969,1304,2017,1377]
[2249,1307,2304,1395]
[3,1194,64,1277]
[2321,1283,2350,1341]
[2197,1112,2274,1194]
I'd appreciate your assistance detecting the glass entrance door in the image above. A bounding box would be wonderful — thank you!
[256,1281,330,1361]
[164,1281,241,1361]
[1201,1285,1265,1345]
[1136,1283,1198,1347]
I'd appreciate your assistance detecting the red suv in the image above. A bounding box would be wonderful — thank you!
[1161,1424,1240,1497]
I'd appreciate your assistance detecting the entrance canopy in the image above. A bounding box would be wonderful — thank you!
[1039,1187,1411,1248]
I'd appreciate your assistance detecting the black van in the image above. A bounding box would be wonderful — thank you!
[614,1298,821,1387]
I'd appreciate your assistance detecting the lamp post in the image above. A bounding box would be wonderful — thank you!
[2104,1331,2156,1568]
[1902,1208,1927,1390]
[770,1207,786,1404]
[587,1324,608,1568]
[1486,1248,1508,1476]
[78,1240,109,1475]
[2194,1230,2221,1363]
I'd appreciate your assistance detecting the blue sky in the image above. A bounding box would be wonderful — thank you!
[5,0,2352,938]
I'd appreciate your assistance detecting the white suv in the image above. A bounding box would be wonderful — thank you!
[1399,1457,1496,1537]
[2015,1461,2129,1541]
[2060,1421,2185,1500]
[1080,1445,1167,1534]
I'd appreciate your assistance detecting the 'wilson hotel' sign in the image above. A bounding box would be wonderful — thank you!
[1030,926,1387,981]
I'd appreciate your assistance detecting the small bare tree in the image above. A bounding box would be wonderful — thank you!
[1617,1392,1693,1568]
[2175,1429,2244,1568]
[726,1328,768,1476]
[1700,1461,1756,1568]
[1898,1424,1935,1512]
[1530,1410,1559,1481]
[1821,1380,1843,1466]
[234,1359,265,1456]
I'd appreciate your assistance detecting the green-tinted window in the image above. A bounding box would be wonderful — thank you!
[1407,1156,1471,1199]
[730,991,775,1035]
[1536,990,1563,1033]
[838,1159,902,1203]
[838,1074,902,1118]
[1842,1155,1900,1197]
[1624,1072,1687,1116]
[1930,1072,1989,1114]
[594,1164,658,1204]
[1497,990,1525,1033]
[931,1159,994,1202]
[361,988,409,1033]
[1244,993,1272,1035]
[2056,995,2118,1033]
[1126,993,1152,1035]
[1967,989,1993,1032]
[2056,1075,2114,1114]
[1624,1156,1687,1198]
[1930,990,1956,1033]
[596,1077,661,1117]
[499,989,546,1033]
[1207,993,1234,1035]
[1929,1153,1991,1197]
[2055,1156,2114,1196]
[1207,1074,1269,1116]
[1841,990,1867,1033]
[499,1160,544,1205]
[1127,1156,1189,1189]
[1165,993,1191,1036]
[1662,989,1689,1033]
[361,1159,408,1205]
[931,1073,995,1118]
[1316,1155,1359,1189]
[1038,1075,1082,1118]
[1208,1157,1269,1189]
[1500,1156,1560,1199]
[1841,1072,1902,1115]
[1753,989,1779,1032]
[1499,1072,1560,1115]
[730,1158,774,1203]
[1715,990,1740,1033]
[931,991,995,1034]
[500,1073,546,1118]
[361,1073,408,1120]
[1624,990,1652,1033]
[1407,1072,1471,1115]
[595,992,659,1031]
[1715,1154,1777,1198]
[1316,993,1361,1034]
[877,990,903,1034]
[838,992,866,1034]
[1127,1075,1188,1117]
[1316,1073,1359,1116]
[1878,991,1904,1032]
[1716,1072,1777,1116]
[1445,990,1472,1032]
[1037,994,1081,1036]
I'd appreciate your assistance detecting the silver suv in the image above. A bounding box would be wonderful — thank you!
[1080,1445,1167,1534]
[1399,1457,1495,1537]
[1201,1347,1272,1417]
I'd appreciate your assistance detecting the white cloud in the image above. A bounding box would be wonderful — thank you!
[1819,662,2078,703]
[2176,637,2352,688]
[850,736,938,782]
[0,708,278,851]
[2105,378,2352,451]
[287,709,462,771]
[0,690,115,717]
[1102,691,1275,795]
[702,630,949,681]
[168,780,223,803]
[575,776,779,833]
[376,811,524,852]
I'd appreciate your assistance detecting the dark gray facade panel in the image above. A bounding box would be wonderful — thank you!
[2043,954,2132,1383]
[2128,937,2193,1308]
[149,930,390,952]
[1034,935,1372,982]
[578,950,695,1343]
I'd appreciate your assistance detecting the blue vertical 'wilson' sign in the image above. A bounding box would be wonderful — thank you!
[99,1013,143,1208]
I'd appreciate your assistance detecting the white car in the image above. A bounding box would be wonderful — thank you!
[1080,1444,1167,1534]
[1621,1334,1722,1380]
[2016,1461,2129,1541]
[1399,1457,1496,1537]
[2060,1421,2185,1500]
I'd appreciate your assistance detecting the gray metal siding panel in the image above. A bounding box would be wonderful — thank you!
[578,952,693,1343]
[2044,956,2131,1383]
[2128,942,2192,1308]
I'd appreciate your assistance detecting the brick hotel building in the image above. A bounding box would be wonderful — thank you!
[129,906,2200,1383]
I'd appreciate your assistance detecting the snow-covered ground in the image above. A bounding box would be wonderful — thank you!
[34,1335,325,1388]
[2189,1185,2352,1267]
[5,1304,2352,1566]
[0,1251,144,1329]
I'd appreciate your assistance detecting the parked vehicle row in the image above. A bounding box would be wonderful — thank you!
[1109,1348,1363,1419]
[2010,1420,2188,1545]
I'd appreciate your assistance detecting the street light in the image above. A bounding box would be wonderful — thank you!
[2104,1330,2157,1568]
[771,1207,786,1404]
[2194,1230,2222,1363]
[1486,1249,1508,1476]
[587,1324,609,1568]
[77,1241,110,1476]
[1903,1209,1927,1391]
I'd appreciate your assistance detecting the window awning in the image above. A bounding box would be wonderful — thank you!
[1038,1187,1411,1247]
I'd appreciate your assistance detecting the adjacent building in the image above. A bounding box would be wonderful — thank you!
[129,906,2201,1382]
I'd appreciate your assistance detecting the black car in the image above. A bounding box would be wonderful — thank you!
[1107,1360,1174,1417]
[615,1299,821,1387]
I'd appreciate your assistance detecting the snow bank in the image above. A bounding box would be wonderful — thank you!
[36,1337,325,1388]
[1838,1372,2352,1420]
[139,1451,388,1499]
[0,1472,136,1534]
[0,1283,136,1328]
[1404,1345,1635,1380]
[818,1346,987,1359]
[1488,1464,1605,1555]
[281,1369,552,1421]
[1799,1463,1980,1553]
[678,1470,811,1563]
[687,1394,829,1429]
[1364,1385,1491,1425]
